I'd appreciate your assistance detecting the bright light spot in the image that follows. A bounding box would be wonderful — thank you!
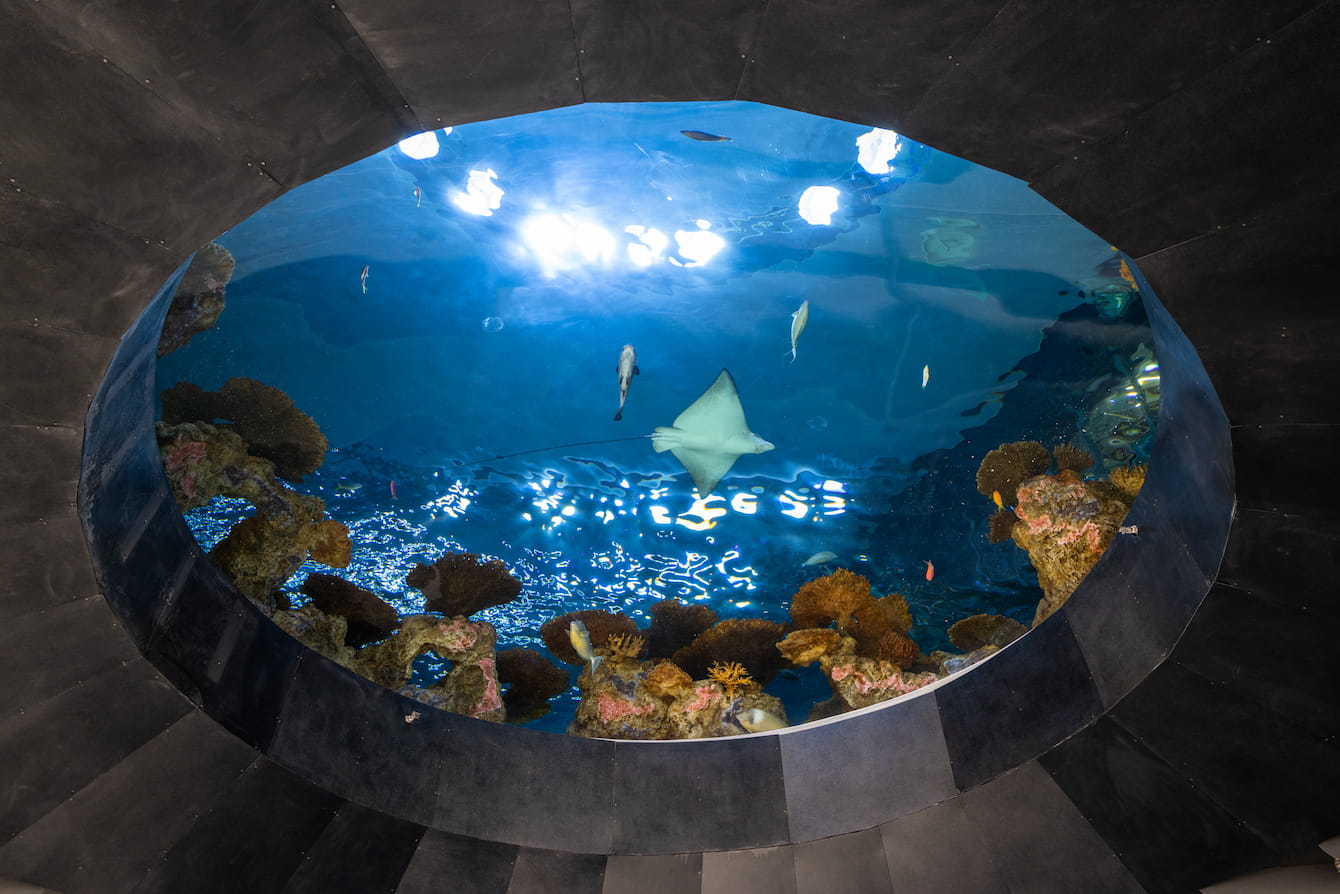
[521,512,532,521]
[650,505,674,525]
[521,213,614,274]
[730,492,758,514]
[821,479,846,493]
[822,494,847,516]
[672,225,725,267]
[779,493,808,519]
[452,169,503,216]
[625,225,669,268]
[735,601,753,608]
[676,495,728,531]
[561,505,576,517]
[695,219,711,229]
[856,127,900,174]
[798,186,840,225]
[398,129,447,160]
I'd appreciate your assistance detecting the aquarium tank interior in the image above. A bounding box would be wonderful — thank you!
[152,100,1158,737]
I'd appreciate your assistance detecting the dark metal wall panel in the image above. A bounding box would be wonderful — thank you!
[0,427,82,527]
[569,0,759,102]
[336,0,584,128]
[1217,508,1340,620]
[280,803,425,894]
[1231,424,1340,521]
[880,801,1009,894]
[792,828,892,894]
[132,758,342,894]
[0,327,119,427]
[601,854,702,894]
[395,829,517,894]
[738,0,1004,131]
[1031,3,1340,258]
[0,709,256,894]
[701,845,796,894]
[0,517,100,620]
[505,848,606,894]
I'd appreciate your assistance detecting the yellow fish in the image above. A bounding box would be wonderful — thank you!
[992,490,1004,509]
[1118,258,1138,290]
[921,364,930,389]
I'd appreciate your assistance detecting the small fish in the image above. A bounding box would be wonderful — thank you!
[1118,258,1138,290]
[788,299,810,362]
[568,620,604,673]
[614,344,639,422]
[738,707,787,732]
[403,710,422,724]
[336,481,363,493]
[413,185,422,207]
[921,364,930,389]
[360,265,369,293]
[680,130,731,142]
[924,560,935,582]
[992,490,1004,509]
[802,550,838,567]
[1119,524,1139,535]
[389,479,397,499]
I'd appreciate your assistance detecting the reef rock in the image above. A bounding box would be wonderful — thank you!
[356,615,504,722]
[821,654,939,710]
[1012,471,1136,624]
[777,628,846,666]
[158,242,233,356]
[271,602,355,667]
[405,551,522,618]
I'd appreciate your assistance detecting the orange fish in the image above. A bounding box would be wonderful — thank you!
[924,560,934,582]
[992,490,1004,509]
[389,479,397,499]
[1118,258,1138,290]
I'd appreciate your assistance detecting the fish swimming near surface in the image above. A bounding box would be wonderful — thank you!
[788,299,810,363]
[389,479,397,499]
[413,185,422,207]
[802,551,838,567]
[614,344,639,422]
[680,130,731,142]
[924,560,935,582]
[652,369,774,497]
[921,364,930,389]
[360,265,369,293]
[568,620,603,673]
[738,707,788,732]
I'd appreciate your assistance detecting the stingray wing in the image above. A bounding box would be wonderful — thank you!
[672,369,750,436]
[670,447,737,497]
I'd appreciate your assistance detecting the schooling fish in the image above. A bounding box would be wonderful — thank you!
[802,550,838,567]
[924,560,935,582]
[680,130,731,142]
[921,364,930,389]
[614,344,639,422]
[738,707,788,732]
[568,620,603,673]
[788,299,810,362]
[360,265,369,293]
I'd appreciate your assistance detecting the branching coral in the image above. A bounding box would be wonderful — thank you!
[671,618,788,683]
[947,613,1028,652]
[644,598,719,658]
[405,551,522,618]
[790,568,874,630]
[976,440,1052,508]
[1052,443,1095,474]
[540,610,639,665]
[160,377,328,481]
[1108,463,1147,500]
[707,660,754,697]
[300,572,399,647]
[601,632,647,662]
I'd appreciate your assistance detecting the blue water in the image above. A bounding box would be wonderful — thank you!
[158,101,1156,732]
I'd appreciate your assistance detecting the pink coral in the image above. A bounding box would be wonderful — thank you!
[163,439,208,500]
[829,662,937,696]
[682,684,717,713]
[471,657,502,717]
[435,619,479,654]
[596,693,655,723]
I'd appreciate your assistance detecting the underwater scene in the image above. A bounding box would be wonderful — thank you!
[154,101,1158,737]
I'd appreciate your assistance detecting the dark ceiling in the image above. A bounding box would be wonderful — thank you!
[1,2,1337,893]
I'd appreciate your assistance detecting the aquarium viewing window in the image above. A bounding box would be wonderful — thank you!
[150,101,1158,738]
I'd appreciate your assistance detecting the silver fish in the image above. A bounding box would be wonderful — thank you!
[360,265,369,293]
[788,299,810,362]
[739,707,787,732]
[802,550,838,567]
[680,130,731,142]
[614,344,639,421]
[568,620,603,673]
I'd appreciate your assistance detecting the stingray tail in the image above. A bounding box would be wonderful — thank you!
[650,426,680,453]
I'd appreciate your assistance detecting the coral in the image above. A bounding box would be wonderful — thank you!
[160,377,328,481]
[976,440,1052,508]
[355,615,504,722]
[947,614,1028,652]
[540,610,639,665]
[672,618,788,684]
[706,660,754,697]
[1052,443,1095,473]
[874,629,920,668]
[777,628,846,666]
[406,551,522,618]
[270,603,354,667]
[300,573,399,647]
[601,632,647,663]
[823,655,939,709]
[1011,472,1138,624]
[496,648,569,707]
[790,568,874,630]
[644,598,719,658]
[988,508,1018,543]
[643,660,694,699]
[1108,463,1147,500]
[158,242,233,356]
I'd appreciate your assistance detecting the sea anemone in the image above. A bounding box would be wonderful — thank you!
[405,551,522,618]
[988,508,1019,543]
[1053,443,1095,473]
[790,568,874,630]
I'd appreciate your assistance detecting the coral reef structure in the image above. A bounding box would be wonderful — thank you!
[706,660,754,698]
[947,613,1028,652]
[271,603,355,667]
[300,573,400,647]
[1052,443,1095,473]
[790,568,872,630]
[976,440,1052,508]
[601,632,647,664]
[671,618,788,684]
[160,377,328,481]
[405,551,522,618]
[496,648,570,722]
[1108,464,1147,500]
[355,615,505,722]
[541,610,640,665]
[644,598,718,658]
[158,242,233,356]
[787,570,920,669]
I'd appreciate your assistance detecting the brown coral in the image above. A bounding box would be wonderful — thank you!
[947,614,1029,652]
[602,633,647,662]
[160,377,328,481]
[300,573,399,647]
[707,660,755,697]
[644,598,719,658]
[976,440,1052,508]
[672,618,788,684]
[406,551,522,618]
[540,610,639,665]
[988,509,1019,544]
[1108,464,1147,500]
[496,648,570,706]
[777,628,846,666]
[643,661,694,699]
[790,568,873,630]
[1052,443,1095,474]
[874,629,920,668]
